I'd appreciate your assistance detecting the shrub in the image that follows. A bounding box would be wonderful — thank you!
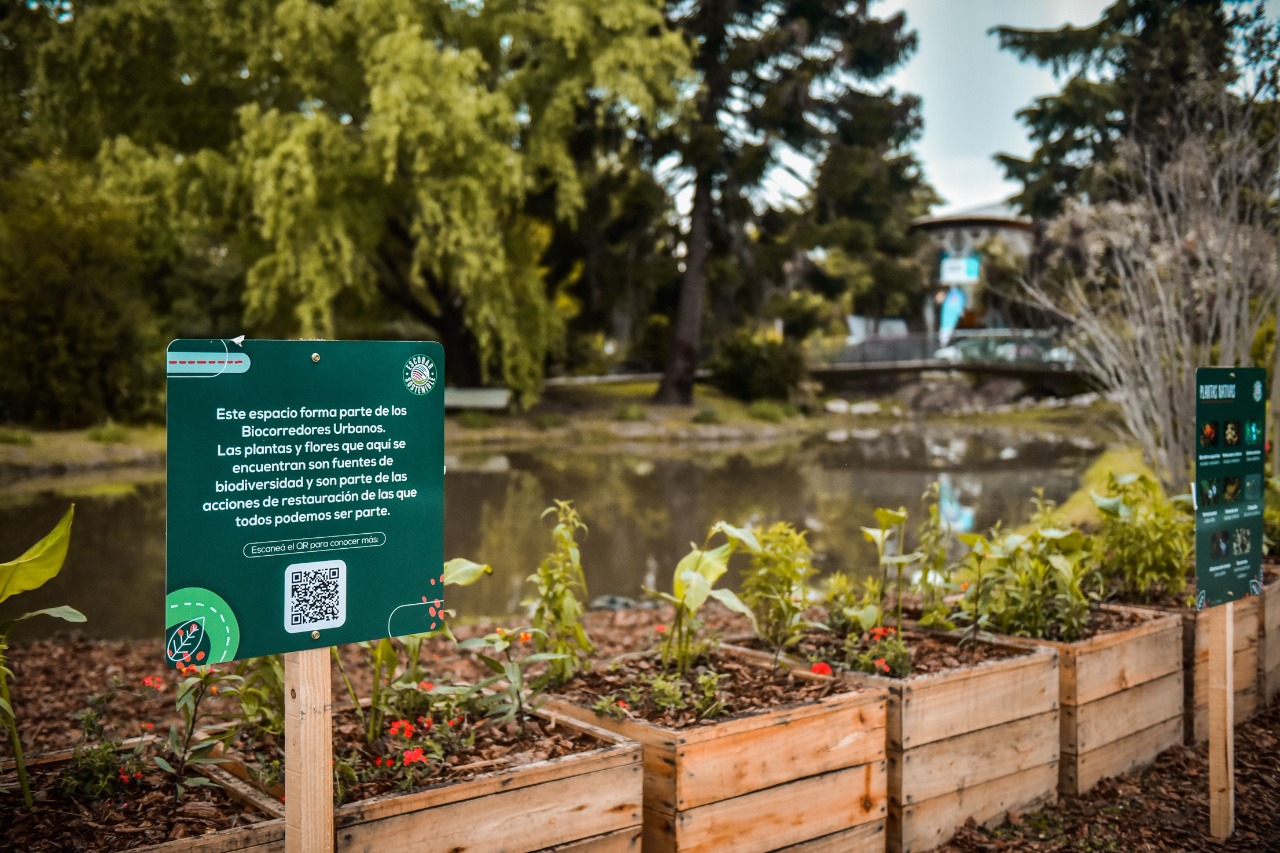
[88,421,130,444]
[456,411,496,430]
[1092,473,1192,602]
[613,403,647,422]
[0,427,33,446]
[708,327,807,401]
[691,407,722,425]
[746,400,795,423]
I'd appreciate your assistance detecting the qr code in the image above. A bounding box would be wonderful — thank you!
[283,560,347,633]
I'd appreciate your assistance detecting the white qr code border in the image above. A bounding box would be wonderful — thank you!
[283,559,348,633]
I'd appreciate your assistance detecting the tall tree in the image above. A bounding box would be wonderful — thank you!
[992,0,1239,220]
[21,0,690,403]
[654,0,917,404]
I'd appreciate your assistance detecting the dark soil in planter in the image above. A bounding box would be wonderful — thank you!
[551,651,842,728]
[739,627,1028,677]
[0,762,275,851]
[941,693,1280,852]
[221,706,602,806]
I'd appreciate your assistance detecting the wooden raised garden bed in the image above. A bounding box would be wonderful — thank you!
[1004,606,1184,796]
[1259,568,1280,707]
[209,709,642,853]
[543,663,888,852]
[1181,596,1259,744]
[844,638,1060,853]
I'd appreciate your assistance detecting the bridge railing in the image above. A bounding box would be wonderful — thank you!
[807,329,1076,369]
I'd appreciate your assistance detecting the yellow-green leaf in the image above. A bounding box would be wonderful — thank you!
[0,505,74,605]
[443,558,492,587]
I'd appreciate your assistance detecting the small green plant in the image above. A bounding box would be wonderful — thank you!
[591,693,631,720]
[333,557,492,744]
[57,739,147,801]
[646,522,758,677]
[612,403,647,422]
[528,411,566,430]
[691,407,722,425]
[958,493,1100,643]
[746,399,794,423]
[0,505,83,808]
[846,625,912,678]
[624,670,728,722]
[230,654,286,738]
[456,410,496,429]
[953,530,998,645]
[87,420,130,444]
[0,426,33,445]
[524,501,594,684]
[155,663,242,800]
[1092,473,1192,602]
[862,507,921,630]
[459,627,566,731]
[915,484,957,630]
[739,522,823,661]
[822,572,881,638]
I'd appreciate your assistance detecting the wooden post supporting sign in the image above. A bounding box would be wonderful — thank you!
[1207,601,1234,838]
[1193,366,1267,842]
[286,648,334,853]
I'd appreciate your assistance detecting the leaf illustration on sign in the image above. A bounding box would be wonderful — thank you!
[166,617,206,664]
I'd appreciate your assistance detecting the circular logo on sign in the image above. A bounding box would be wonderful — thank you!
[403,354,437,395]
[1254,380,1264,402]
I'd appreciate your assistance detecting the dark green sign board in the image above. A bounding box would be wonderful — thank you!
[166,340,444,664]
[1194,367,1267,609]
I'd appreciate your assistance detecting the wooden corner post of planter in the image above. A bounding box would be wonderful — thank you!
[286,647,334,853]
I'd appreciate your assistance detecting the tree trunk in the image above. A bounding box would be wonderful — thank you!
[655,172,713,405]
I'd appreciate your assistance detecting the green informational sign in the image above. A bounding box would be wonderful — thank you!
[165,340,444,664]
[1194,367,1267,610]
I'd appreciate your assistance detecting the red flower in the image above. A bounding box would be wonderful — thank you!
[810,662,833,676]
[654,625,667,634]
[874,657,890,673]
[419,680,434,691]
[140,675,165,690]
[616,699,628,709]
[403,747,428,766]
[375,756,383,766]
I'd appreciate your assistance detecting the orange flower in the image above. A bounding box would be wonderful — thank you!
[961,582,969,592]
[518,631,532,643]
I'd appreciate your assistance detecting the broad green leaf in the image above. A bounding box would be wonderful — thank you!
[443,558,492,586]
[0,696,12,720]
[957,532,987,549]
[1090,492,1124,516]
[713,521,760,554]
[1,605,85,635]
[680,571,713,612]
[153,756,176,773]
[861,527,889,548]
[874,507,908,529]
[0,505,74,605]
[707,588,757,631]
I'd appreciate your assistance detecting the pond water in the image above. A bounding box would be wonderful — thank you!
[0,424,1102,641]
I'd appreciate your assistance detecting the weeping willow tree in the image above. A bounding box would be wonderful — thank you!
[20,0,690,403]
[1021,32,1280,490]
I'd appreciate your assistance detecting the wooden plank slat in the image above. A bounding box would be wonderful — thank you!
[134,821,286,853]
[1259,575,1280,706]
[1208,602,1234,839]
[891,647,1058,749]
[542,825,642,852]
[673,696,885,809]
[776,820,885,852]
[1062,715,1181,795]
[1185,599,1260,743]
[1063,671,1183,754]
[1066,608,1183,704]
[893,710,1057,806]
[336,762,642,853]
[894,761,1057,853]
[672,762,887,853]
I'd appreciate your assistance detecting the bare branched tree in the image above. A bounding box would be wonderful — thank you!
[1020,67,1280,492]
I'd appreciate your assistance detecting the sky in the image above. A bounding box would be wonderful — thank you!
[877,0,1112,215]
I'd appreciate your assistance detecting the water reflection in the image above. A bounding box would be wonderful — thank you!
[0,426,1100,640]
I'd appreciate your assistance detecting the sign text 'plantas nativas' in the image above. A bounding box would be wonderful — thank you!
[1194,367,1267,609]
[165,339,443,662]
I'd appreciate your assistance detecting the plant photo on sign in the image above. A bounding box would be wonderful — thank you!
[0,506,83,808]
